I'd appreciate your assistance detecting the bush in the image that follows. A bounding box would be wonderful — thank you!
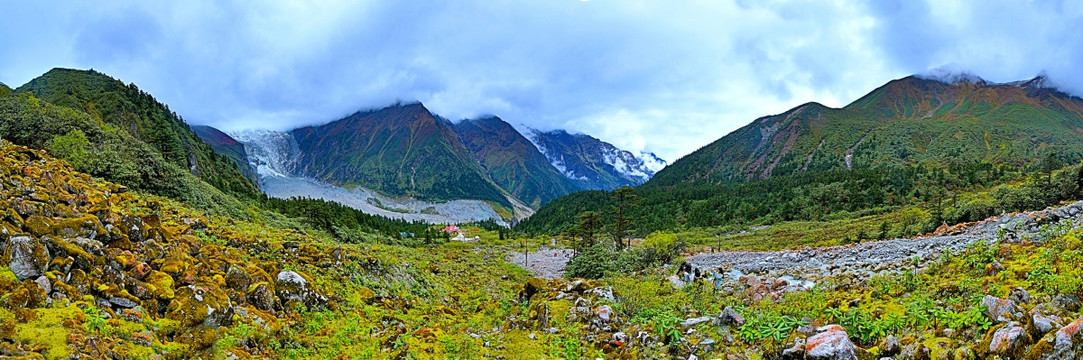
[618,232,686,272]
[564,244,618,279]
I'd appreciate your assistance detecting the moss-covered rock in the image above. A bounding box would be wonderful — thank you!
[165,285,233,328]
[5,235,49,281]
[23,216,53,238]
[274,271,326,310]
[143,270,175,301]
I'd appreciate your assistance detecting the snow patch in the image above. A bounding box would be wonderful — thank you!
[228,129,301,178]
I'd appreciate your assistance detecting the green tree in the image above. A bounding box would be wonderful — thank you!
[610,186,638,250]
[878,220,890,240]
[47,129,91,170]
[576,211,602,249]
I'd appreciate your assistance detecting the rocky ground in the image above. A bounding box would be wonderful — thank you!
[506,246,574,279]
[688,200,1083,286]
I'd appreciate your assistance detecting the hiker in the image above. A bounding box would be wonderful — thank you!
[712,268,725,290]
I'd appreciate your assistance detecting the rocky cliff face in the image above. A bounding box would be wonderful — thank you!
[526,129,666,190]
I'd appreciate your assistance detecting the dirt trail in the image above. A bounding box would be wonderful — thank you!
[687,201,1083,280]
[506,246,575,279]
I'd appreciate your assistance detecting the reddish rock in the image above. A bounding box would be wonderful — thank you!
[805,325,857,360]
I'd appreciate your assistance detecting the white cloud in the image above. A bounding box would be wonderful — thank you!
[1,0,1080,162]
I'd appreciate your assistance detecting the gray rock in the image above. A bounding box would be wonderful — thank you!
[1031,311,1062,337]
[275,271,327,308]
[682,316,713,329]
[781,337,806,360]
[7,235,49,281]
[1034,317,1083,360]
[596,305,614,322]
[716,306,745,327]
[34,275,51,294]
[806,325,857,360]
[880,335,900,357]
[1049,294,1081,315]
[109,297,139,308]
[988,321,1029,356]
[983,295,1023,323]
[585,286,615,303]
[1009,287,1032,304]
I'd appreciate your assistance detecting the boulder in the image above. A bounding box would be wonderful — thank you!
[1030,310,1062,338]
[1031,317,1083,360]
[520,277,547,302]
[986,321,1030,358]
[585,286,615,303]
[33,275,51,295]
[983,295,1022,323]
[6,235,49,281]
[247,282,276,311]
[224,264,251,293]
[1047,294,1081,316]
[681,316,712,329]
[1009,287,1032,304]
[165,285,234,328]
[274,271,326,309]
[715,306,746,327]
[596,305,614,322]
[119,215,146,242]
[880,335,900,357]
[805,325,857,360]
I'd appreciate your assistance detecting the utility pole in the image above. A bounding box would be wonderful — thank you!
[715,234,720,253]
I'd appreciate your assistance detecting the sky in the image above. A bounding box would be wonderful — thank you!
[2,1,1083,162]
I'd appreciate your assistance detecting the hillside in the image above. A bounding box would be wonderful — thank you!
[290,102,513,209]
[520,75,1083,235]
[528,129,666,191]
[454,116,581,208]
[650,75,1083,188]
[0,140,536,359]
[191,125,258,185]
[14,68,260,200]
[0,89,250,218]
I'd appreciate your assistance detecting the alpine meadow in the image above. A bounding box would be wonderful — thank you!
[4,2,1083,360]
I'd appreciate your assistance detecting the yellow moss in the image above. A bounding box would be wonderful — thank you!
[2,303,83,360]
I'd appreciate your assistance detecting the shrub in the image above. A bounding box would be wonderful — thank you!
[564,244,618,279]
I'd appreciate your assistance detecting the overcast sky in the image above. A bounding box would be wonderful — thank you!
[3,1,1082,162]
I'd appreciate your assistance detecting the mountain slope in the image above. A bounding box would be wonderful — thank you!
[527,129,666,190]
[454,116,582,208]
[650,75,1083,188]
[290,102,513,209]
[520,74,1083,235]
[191,125,259,184]
[0,86,249,217]
[14,68,260,200]
[0,82,10,96]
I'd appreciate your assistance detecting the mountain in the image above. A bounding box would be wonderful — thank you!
[0,82,10,96]
[0,69,253,217]
[649,74,1083,188]
[13,68,261,200]
[290,102,513,209]
[527,129,667,190]
[453,116,582,208]
[191,125,259,184]
[518,73,1083,235]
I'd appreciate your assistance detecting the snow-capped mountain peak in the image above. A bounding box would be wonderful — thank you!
[521,127,666,190]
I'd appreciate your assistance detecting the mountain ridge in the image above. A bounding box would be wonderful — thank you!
[453,116,582,208]
[649,74,1083,188]
[289,102,515,210]
[526,128,666,190]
